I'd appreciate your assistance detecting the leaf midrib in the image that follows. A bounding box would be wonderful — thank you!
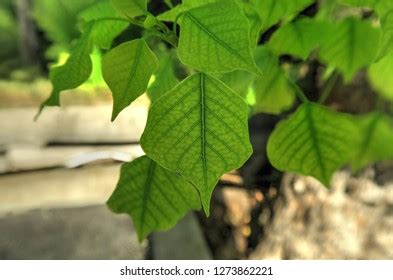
[184,11,252,68]
[199,74,208,189]
[305,104,328,184]
[140,159,156,235]
[121,39,143,105]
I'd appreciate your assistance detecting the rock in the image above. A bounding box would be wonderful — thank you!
[250,170,393,259]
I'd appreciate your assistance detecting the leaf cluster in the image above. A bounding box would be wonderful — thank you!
[38,0,393,241]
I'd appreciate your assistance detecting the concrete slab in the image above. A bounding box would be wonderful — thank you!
[0,205,146,260]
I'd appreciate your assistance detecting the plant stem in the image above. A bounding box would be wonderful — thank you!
[164,0,174,8]
[318,71,339,104]
[289,80,309,103]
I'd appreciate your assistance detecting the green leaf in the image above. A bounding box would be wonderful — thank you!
[32,0,96,45]
[268,18,330,60]
[38,26,93,114]
[351,112,393,171]
[157,0,217,22]
[111,0,147,18]
[102,39,159,121]
[267,103,359,186]
[253,47,295,114]
[318,17,380,81]
[147,52,179,103]
[107,156,201,242]
[338,0,393,17]
[255,0,314,32]
[237,1,263,47]
[177,0,260,74]
[376,11,393,61]
[0,8,18,60]
[368,51,393,101]
[79,0,129,50]
[141,73,253,214]
[218,70,255,100]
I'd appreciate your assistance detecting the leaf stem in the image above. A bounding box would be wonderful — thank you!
[164,0,174,8]
[318,72,340,104]
[289,80,309,103]
[90,17,130,24]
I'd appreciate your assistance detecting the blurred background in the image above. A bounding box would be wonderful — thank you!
[0,0,392,260]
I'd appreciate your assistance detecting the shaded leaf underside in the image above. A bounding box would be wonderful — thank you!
[102,39,158,120]
[177,0,260,74]
[141,73,253,214]
[107,156,200,241]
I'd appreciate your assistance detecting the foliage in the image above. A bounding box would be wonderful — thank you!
[38,0,393,241]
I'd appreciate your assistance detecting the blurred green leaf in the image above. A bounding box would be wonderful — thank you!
[147,51,178,103]
[33,0,97,45]
[158,0,217,22]
[318,17,380,81]
[267,103,359,186]
[38,26,94,114]
[0,8,18,60]
[79,0,129,49]
[368,51,393,100]
[253,47,295,114]
[218,70,255,99]
[255,0,314,32]
[111,0,147,18]
[268,18,331,60]
[351,112,393,171]
[376,11,393,61]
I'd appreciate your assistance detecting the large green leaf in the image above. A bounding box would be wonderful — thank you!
[368,51,393,100]
[111,0,147,18]
[268,18,330,60]
[102,39,159,121]
[38,26,93,113]
[318,17,380,81]
[147,52,178,103]
[79,0,128,49]
[351,112,393,171]
[177,0,260,74]
[253,47,295,114]
[267,103,359,186]
[255,0,314,32]
[107,156,201,242]
[141,73,253,214]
